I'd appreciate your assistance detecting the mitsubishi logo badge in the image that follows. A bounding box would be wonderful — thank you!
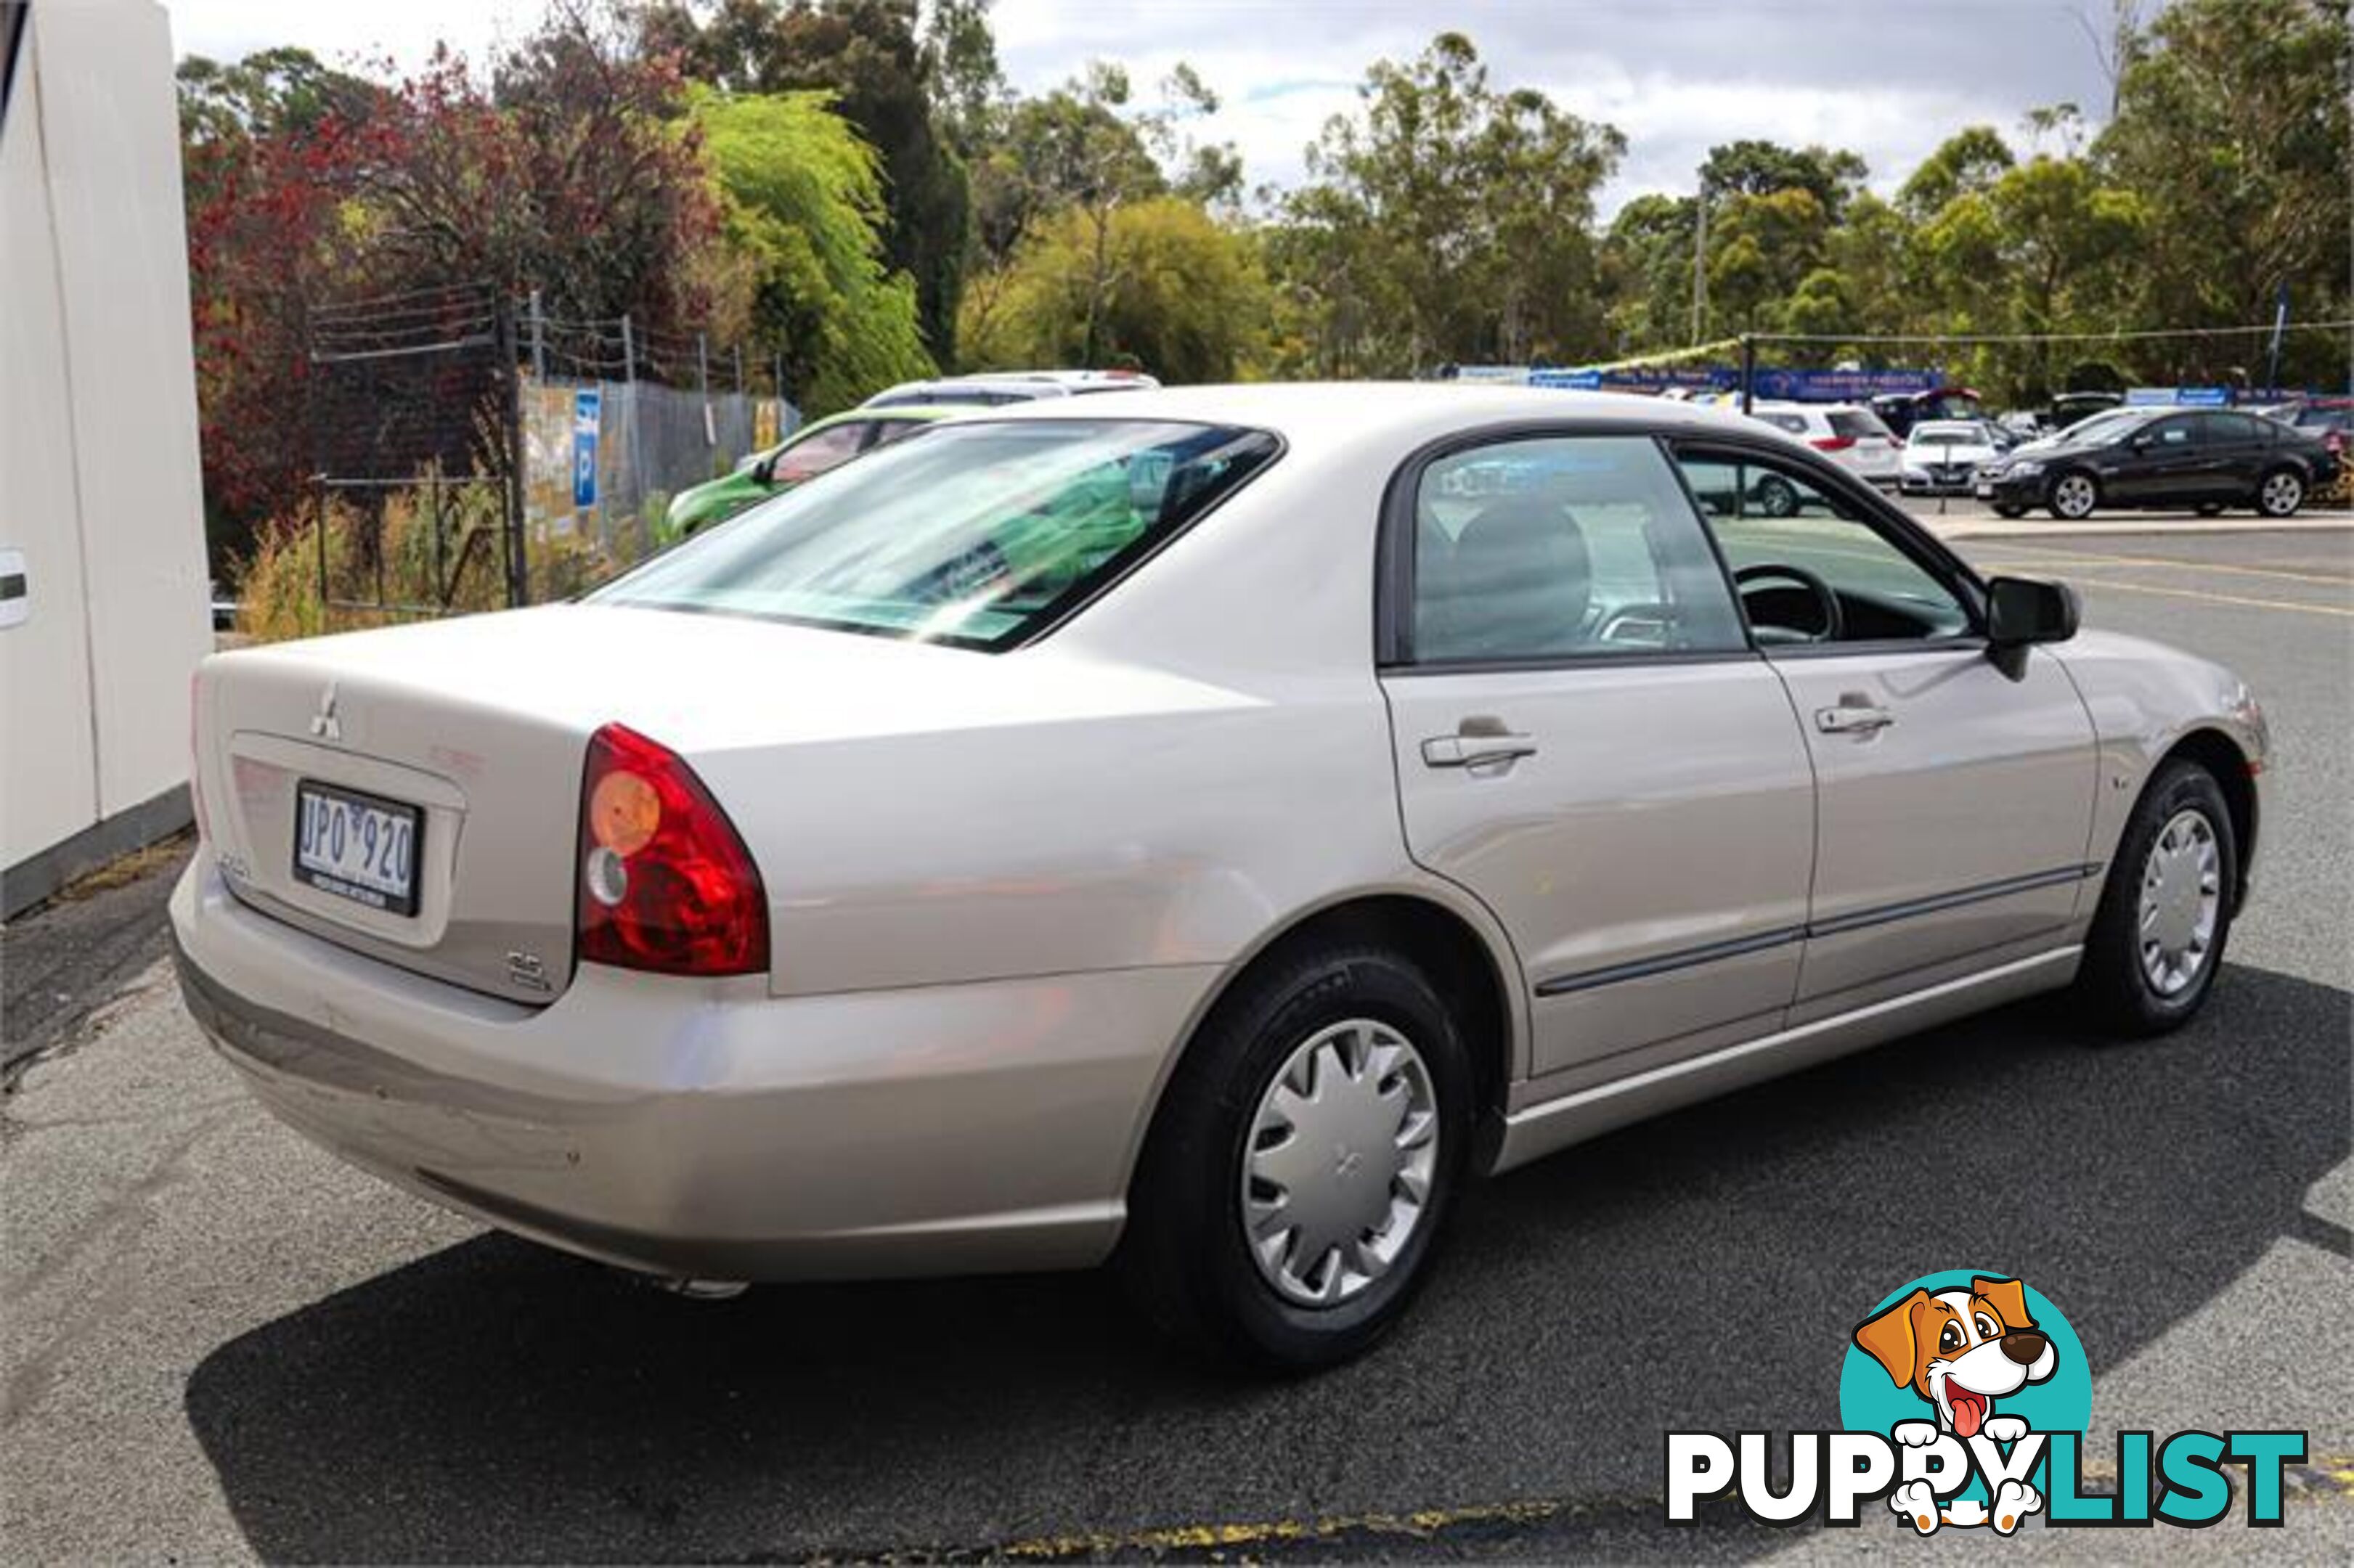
[309,681,343,743]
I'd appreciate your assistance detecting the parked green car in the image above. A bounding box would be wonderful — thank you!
[665,405,972,537]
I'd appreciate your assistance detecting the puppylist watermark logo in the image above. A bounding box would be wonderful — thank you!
[1665,1271,2307,1535]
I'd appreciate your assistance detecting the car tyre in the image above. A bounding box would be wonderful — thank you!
[2255,467,2305,518]
[1755,475,1801,518]
[2194,502,2225,517]
[2047,470,2099,521]
[1120,943,1473,1372]
[1993,504,2028,519]
[2072,759,2238,1038]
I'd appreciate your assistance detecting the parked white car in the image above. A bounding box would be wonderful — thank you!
[864,370,1158,409]
[1746,401,1902,487]
[1901,420,2006,495]
[175,385,2266,1370]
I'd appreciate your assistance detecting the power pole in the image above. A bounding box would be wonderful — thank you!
[1690,181,1710,346]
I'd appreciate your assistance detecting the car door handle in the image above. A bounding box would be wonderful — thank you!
[1815,703,1894,735]
[1421,732,1539,769]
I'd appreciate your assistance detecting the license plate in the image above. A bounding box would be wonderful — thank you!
[293,782,422,915]
[1975,482,1995,498]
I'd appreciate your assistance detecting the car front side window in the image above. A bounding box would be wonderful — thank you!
[1673,449,1974,647]
[1408,436,1748,663]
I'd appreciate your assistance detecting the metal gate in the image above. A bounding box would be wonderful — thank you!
[306,281,526,616]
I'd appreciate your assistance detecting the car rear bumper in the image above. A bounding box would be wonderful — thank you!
[170,857,1215,1282]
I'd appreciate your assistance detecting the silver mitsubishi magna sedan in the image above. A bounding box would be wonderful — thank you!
[174,385,2267,1369]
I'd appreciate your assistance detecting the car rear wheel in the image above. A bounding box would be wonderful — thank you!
[2256,468,2305,518]
[1754,475,1801,518]
[2194,502,2225,517]
[2072,759,2238,1037]
[1120,943,1472,1371]
[2047,472,2098,521]
[1993,504,2028,519]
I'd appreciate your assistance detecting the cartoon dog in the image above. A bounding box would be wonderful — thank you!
[1854,1276,2057,1535]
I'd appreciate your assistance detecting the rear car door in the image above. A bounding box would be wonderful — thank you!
[2197,412,2265,499]
[1379,433,1817,1086]
[1671,444,2098,1018]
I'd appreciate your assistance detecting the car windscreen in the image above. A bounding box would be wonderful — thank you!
[1828,409,1891,439]
[2068,409,2155,445]
[1907,423,1984,447]
[590,420,1281,650]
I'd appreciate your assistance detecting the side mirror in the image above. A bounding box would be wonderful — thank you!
[1987,574,2079,655]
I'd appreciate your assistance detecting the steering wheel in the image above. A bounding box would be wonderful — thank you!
[1734,563,1844,643]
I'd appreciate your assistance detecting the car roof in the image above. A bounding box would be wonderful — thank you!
[957,380,1808,453]
[868,377,1070,401]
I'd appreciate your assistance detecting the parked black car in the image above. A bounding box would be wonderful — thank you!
[1974,407,2339,520]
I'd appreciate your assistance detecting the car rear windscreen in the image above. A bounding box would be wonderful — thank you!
[590,420,1281,649]
[1829,410,1892,439]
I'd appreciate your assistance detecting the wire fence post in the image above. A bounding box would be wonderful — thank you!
[619,313,640,543]
[732,344,744,394]
[697,332,712,462]
[497,296,528,608]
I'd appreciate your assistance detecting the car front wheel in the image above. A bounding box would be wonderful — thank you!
[2256,468,2305,518]
[1121,942,1473,1371]
[2072,759,2238,1037]
[2048,471,2099,520]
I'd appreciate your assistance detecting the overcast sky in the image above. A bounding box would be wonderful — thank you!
[167,0,2124,213]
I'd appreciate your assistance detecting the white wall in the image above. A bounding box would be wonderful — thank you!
[0,0,211,911]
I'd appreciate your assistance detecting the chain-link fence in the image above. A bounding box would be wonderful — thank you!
[520,296,797,580]
[305,281,524,615]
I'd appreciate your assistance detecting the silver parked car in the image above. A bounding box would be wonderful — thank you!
[174,385,2267,1369]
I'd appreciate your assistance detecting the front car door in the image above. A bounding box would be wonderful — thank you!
[1671,444,2098,1018]
[2106,412,2203,505]
[1378,432,1818,1093]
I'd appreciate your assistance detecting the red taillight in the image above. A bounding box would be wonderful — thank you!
[1812,436,1857,453]
[575,724,768,976]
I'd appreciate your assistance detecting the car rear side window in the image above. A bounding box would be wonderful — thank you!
[591,420,1280,650]
[1829,410,1891,439]
[1407,436,1748,663]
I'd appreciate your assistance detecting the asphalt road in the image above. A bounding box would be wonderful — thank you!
[4,528,2348,1563]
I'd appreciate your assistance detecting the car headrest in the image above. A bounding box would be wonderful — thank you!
[1420,496,1592,660]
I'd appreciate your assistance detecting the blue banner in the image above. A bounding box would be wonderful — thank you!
[1746,367,1943,402]
[572,388,601,508]
[2125,385,2232,407]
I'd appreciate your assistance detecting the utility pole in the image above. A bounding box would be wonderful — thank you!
[527,287,545,383]
[1740,334,1757,415]
[1690,181,1710,346]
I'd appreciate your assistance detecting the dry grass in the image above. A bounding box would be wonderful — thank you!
[233,485,637,644]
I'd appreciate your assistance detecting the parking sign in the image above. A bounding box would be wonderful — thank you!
[572,388,600,508]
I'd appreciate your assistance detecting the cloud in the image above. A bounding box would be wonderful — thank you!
[171,0,2117,213]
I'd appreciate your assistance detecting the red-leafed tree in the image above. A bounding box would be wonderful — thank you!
[180,5,738,573]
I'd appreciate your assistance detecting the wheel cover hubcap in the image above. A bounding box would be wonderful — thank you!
[2138,809,2220,997]
[2263,473,2298,511]
[2056,476,2093,514]
[1240,1018,1438,1307]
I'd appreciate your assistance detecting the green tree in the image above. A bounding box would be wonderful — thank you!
[1700,139,1868,219]
[1276,32,1624,372]
[958,196,1269,382]
[1897,126,2015,219]
[693,88,933,410]
[2096,0,2350,384]
[642,0,972,362]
